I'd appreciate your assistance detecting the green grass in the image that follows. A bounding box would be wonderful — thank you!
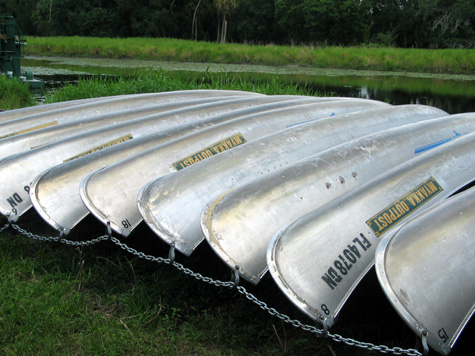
[0,214,367,356]
[27,36,475,74]
[6,210,469,356]
[44,70,321,103]
[0,75,36,110]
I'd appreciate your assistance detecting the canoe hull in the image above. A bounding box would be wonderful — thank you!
[375,186,475,355]
[202,113,475,285]
[267,133,475,327]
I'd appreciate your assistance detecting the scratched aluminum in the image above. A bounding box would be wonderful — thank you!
[375,186,475,355]
[202,112,473,285]
[0,96,258,157]
[29,96,328,233]
[137,104,447,257]
[0,95,126,123]
[82,99,387,237]
[267,132,475,328]
[0,89,260,138]
[0,93,282,219]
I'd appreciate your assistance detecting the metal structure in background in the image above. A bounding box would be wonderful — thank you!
[0,13,44,91]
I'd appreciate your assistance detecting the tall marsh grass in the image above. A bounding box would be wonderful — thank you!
[0,75,36,110]
[45,70,318,103]
[28,37,475,74]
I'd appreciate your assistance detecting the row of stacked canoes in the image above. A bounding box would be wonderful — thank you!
[1,90,473,355]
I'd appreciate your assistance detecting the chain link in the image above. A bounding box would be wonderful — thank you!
[7,223,109,246]
[1,223,422,356]
[110,234,421,356]
[0,223,10,233]
[110,236,235,289]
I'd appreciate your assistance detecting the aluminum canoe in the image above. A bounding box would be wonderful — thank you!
[0,95,129,123]
[28,96,330,233]
[81,99,388,237]
[0,89,260,138]
[0,94,310,220]
[0,96,320,219]
[267,132,475,328]
[137,104,447,257]
[375,186,475,355]
[202,112,475,285]
[0,96,257,158]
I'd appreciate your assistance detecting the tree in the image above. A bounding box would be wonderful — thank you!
[274,0,307,43]
[192,0,202,40]
[276,0,372,45]
[430,0,475,47]
[3,0,472,47]
[0,0,40,35]
[214,0,238,43]
[231,0,281,43]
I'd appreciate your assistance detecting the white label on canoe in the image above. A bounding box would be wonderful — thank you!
[0,121,59,140]
[63,134,134,162]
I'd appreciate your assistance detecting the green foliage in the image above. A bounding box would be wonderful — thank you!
[27,36,475,75]
[276,0,373,45]
[0,75,36,110]
[2,0,474,48]
[44,70,317,103]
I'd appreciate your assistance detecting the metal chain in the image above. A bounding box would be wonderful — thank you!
[7,223,109,246]
[234,285,421,356]
[109,235,421,356]
[0,223,10,233]
[1,223,422,356]
[110,236,235,289]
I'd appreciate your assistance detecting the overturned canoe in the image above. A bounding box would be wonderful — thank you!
[29,96,329,233]
[0,95,129,123]
[202,112,475,285]
[267,132,475,328]
[80,99,389,237]
[375,186,475,355]
[0,96,267,158]
[138,105,446,256]
[1,95,321,220]
[0,89,260,139]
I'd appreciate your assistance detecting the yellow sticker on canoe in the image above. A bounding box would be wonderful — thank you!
[173,133,247,171]
[0,121,59,140]
[366,177,443,237]
[63,134,133,162]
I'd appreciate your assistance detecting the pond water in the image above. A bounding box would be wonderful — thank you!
[23,56,475,114]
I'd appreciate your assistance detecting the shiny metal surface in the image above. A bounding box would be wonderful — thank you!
[202,113,475,285]
[375,186,475,355]
[0,96,250,158]
[0,95,126,123]
[29,96,328,232]
[138,105,446,256]
[267,133,475,328]
[82,99,388,237]
[0,89,260,138]
[0,94,295,219]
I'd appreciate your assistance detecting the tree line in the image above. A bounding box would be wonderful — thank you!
[2,0,474,48]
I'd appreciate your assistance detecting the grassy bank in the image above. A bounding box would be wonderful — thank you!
[44,70,320,103]
[0,75,36,110]
[28,36,475,75]
[0,212,423,356]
